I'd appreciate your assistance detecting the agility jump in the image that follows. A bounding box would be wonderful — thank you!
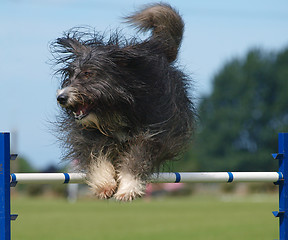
[1,132,288,240]
[9,171,282,185]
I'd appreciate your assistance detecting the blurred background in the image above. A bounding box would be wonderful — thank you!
[2,0,288,239]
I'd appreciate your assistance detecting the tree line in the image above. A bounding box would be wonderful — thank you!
[177,46,288,172]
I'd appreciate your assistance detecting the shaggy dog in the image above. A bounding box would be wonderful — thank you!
[52,3,195,201]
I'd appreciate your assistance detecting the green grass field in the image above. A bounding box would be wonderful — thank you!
[11,194,279,240]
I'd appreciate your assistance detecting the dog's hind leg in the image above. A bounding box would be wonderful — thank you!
[86,152,117,199]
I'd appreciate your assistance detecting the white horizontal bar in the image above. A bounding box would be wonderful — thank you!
[10,173,85,184]
[151,172,282,183]
[10,172,282,185]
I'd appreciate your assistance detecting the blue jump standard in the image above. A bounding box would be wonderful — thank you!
[273,133,288,240]
[0,133,12,240]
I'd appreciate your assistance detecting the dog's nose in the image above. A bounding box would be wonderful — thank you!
[57,94,68,105]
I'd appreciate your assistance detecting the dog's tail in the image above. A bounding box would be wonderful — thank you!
[126,3,184,63]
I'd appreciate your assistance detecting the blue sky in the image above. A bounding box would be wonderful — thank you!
[1,0,288,169]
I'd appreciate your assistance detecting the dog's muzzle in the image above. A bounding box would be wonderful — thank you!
[57,88,94,121]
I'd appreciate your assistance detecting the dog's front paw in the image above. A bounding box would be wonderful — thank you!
[86,159,117,199]
[114,172,145,201]
[88,178,117,199]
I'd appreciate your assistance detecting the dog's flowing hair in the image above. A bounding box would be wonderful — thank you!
[51,3,196,201]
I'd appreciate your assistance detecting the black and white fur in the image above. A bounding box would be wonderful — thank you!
[52,3,195,201]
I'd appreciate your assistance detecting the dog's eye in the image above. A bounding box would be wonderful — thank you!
[83,71,93,79]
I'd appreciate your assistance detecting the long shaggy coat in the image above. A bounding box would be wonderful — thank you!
[51,3,195,201]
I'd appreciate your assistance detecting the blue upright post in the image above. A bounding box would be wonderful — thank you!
[274,133,288,240]
[0,133,11,240]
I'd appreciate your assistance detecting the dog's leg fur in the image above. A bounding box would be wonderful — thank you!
[114,134,153,201]
[86,152,117,199]
[114,169,146,201]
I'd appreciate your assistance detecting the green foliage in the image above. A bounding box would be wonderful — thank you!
[18,157,37,172]
[10,156,36,173]
[191,47,288,171]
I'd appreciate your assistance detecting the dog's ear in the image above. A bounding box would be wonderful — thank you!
[56,37,89,57]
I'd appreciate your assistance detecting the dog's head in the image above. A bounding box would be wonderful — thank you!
[53,31,137,129]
